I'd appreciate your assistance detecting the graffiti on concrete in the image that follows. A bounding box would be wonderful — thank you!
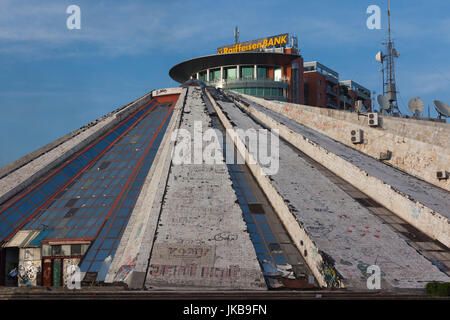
[410,204,422,220]
[169,246,210,258]
[346,225,381,238]
[213,232,238,242]
[116,258,136,281]
[18,262,39,285]
[63,258,80,288]
[357,262,386,280]
[149,263,241,279]
[319,251,343,288]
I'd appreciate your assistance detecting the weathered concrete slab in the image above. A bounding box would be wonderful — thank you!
[227,92,450,247]
[215,94,449,290]
[144,87,266,290]
[237,93,450,191]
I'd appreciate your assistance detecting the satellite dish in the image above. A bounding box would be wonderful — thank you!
[377,95,389,110]
[375,51,384,63]
[434,100,450,118]
[392,48,399,58]
[408,97,424,117]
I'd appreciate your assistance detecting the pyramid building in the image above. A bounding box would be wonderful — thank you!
[1,37,449,292]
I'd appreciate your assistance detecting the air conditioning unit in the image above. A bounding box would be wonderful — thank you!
[436,170,449,180]
[368,113,379,127]
[379,150,392,161]
[351,129,363,144]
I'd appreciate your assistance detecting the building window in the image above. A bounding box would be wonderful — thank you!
[61,245,71,256]
[71,244,82,255]
[274,68,282,81]
[225,67,237,80]
[257,67,267,79]
[42,245,51,256]
[51,245,62,256]
[241,66,254,79]
[319,79,322,86]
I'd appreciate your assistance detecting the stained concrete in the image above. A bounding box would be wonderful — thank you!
[144,87,266,290]
[215,94,449,290]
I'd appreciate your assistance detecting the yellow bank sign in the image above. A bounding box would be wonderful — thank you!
[217,33,289,54]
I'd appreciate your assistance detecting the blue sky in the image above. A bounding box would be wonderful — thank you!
[1,0,449,166]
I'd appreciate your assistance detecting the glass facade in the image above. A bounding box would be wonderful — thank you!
[257,67,267,79]
[241,66,254,79]
[0,98,176,278]
[230,87,283,99]
[225,67,237,80]
[194,65,287,101]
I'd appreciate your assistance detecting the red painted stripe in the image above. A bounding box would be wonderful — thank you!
[3,100,158,243]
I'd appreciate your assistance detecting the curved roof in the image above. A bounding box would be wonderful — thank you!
[169,52,300,83]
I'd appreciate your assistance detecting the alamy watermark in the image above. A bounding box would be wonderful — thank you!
[366,5,381,30]
[366,264,382,290]
[171,121,279,175]
[66,5,81,30]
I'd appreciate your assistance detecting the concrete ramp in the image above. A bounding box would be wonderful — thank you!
[144,87,266,290]
[213,89,449,290]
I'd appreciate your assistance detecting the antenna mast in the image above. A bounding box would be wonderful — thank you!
[383,0,400,114]
[234,26,239,44]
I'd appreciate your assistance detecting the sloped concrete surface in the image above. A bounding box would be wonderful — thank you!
[144,87,266,290]
[236,94,450,218]
[216,95,449,290]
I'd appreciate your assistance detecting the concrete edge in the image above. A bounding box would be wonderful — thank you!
[229,95,450,248]
[0,92,154,206]
[205,89,345,289]
[104,88,187,288]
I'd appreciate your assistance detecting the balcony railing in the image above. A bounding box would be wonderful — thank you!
[206,77,289,90]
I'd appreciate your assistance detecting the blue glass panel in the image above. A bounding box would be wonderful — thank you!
[93,140,110,153]
[258,223,272,233]
[71,155,90,169]
[89,261,102,272]
[15,201,34,214]
[250,233,263,243]
[273,254,288,265]
[263,234,277,243]
[5,211,22,224]
[27,191,46,206]
[39,182,58,196]
[243,213,254,224]
[254,243,268,254]
[51,173,70,186]
[254,215,267,223]
[256,253,271,261]
[84,147,100,160]
[104,131,119,143]
[247,224,259,233]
